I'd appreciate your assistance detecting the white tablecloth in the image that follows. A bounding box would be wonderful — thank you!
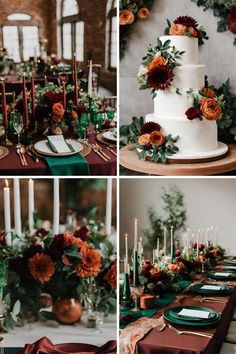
[0,314,116,348]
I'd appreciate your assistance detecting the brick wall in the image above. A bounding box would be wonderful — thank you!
[0,0,116,93]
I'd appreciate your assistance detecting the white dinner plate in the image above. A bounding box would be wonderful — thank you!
[34,139,83,157]
[102,129,117,143]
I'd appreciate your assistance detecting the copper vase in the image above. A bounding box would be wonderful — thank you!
[52,298,83,324]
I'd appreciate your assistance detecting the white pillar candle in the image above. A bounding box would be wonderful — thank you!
[88,60,93,97]
[134,218,138,251]
[14,179,22,237]
[28,179,35,234]
[105,179,112,235]
[164,227,167,257]
[53,178,60,235]
[4,179,11,245]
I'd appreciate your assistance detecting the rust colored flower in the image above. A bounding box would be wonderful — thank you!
[70,110,78,120]
[200,98,222,120]
[174,16,198,28]
[76,246,101,278]
[28,253,55,283]
[63,233,76,248]
[52,102,65,117]
[185,107,202,120]
[138,134,151,146]
[137,7,150,20]
[74,226,90,241]
[188,26,200,38]
[104,262,117,289]
[168,263,179,272]
[119,9,135,25]
[62,254,73,266]
[227,6,236,35]
[141,121,161,135]
[202,87,215,98]
[148,56,168,70]
[147,65,174,91]
[150,131,165,146]
[169,24,187,36]
[52,114,63,123]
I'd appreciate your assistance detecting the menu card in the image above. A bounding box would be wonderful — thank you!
[178,308,210,319]
[47,135,72,154]
[201,285,222,290]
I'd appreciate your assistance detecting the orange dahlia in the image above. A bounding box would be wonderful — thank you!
[76,246,101,278]
[104,263,117,289]
[28,253,55,283]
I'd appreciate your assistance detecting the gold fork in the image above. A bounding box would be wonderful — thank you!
[168,324,213,338]
[156,316,166,332]
[95,143,111,160]
[91,145,108,162]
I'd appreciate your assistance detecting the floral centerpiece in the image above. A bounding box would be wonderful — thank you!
[164,16,208,45]
[0,210,116,331]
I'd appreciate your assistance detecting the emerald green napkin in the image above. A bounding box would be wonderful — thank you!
[2,348,22,354]
[45,154,90,176]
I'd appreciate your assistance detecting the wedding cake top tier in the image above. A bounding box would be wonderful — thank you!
[160,36,199,65]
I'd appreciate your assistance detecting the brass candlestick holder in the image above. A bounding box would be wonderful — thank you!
[2,127,13,146]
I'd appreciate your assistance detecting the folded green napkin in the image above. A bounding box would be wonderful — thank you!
[45,154,90,176]
[2,348,22,354]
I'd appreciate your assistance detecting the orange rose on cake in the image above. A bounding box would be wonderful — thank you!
[138,134,151,146]
[137,7,150,20]
[200,98,221,120]
[148,56,168,70]
[169,24,187,36]
[119,9,135,25]
[150,131,165,146]
[202,87,216,99]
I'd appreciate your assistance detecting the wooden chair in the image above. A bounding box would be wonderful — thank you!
[0,91,16,108]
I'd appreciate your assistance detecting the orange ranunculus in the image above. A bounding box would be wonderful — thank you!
[138,134,151,146]
[200,98,222,120]
[76,246,101,278]
[70,110,78,120]
[52,102,65,117]
[202,87,216,99]
[188,26,199,38]
[148,56,168,70]
[150,131,165,146]
[104,262,117,289]
[169,24,187,36]
[28,253,55,283]
[137,7,150,20]
[119,9,135,25]
[168,263,179,272]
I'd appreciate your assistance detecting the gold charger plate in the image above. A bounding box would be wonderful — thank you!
[33,140,91,158]
[0,146,9,160]
[96,133,117,147]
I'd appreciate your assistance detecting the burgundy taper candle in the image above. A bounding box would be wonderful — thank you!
[1,81,8,128]
[22,73,29,125]
[31,75,35,121]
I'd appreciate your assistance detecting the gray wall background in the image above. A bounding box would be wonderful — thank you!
[120,0,236,124]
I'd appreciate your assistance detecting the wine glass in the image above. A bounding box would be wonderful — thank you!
[130,285,144,311]
[12,114,24,147]
[91,111,104,135]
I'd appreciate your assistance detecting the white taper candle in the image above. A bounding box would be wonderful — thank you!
[105,179,112,235]
[14,179,22,237]
[53,178,60,236]
[28,179,34,234]
[4,179,11,245]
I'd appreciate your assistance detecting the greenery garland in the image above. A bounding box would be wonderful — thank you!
[191,0,236,45]
[120,0,154,59]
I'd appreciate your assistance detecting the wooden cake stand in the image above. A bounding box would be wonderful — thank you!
[119,144,236,176]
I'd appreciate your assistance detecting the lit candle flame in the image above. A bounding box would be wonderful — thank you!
[5,179,9,188]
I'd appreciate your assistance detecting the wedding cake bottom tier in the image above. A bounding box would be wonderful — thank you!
[146,113,228,159]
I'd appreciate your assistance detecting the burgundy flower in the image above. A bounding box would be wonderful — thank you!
[174,16,198,28]
[227,6,236,35]
[185,107,202,120]
[24,245,43,260]
[66,91,80,103]
[35,105,50,123]
[141,122,161,135]
[44,91,63,104]
[76,104,87,117]
[0,232,6,246]
[35,228,48,237]
[73,226,90,241]
[14,99,24,114]
[48,234,75,260]
[147,65,174,91]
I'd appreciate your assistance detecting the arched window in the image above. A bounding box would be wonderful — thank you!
[2,13,40,62]
[61,0,84,61]
[106,0,117,69]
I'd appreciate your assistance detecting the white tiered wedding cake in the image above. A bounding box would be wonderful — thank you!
[137,16,228,162]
